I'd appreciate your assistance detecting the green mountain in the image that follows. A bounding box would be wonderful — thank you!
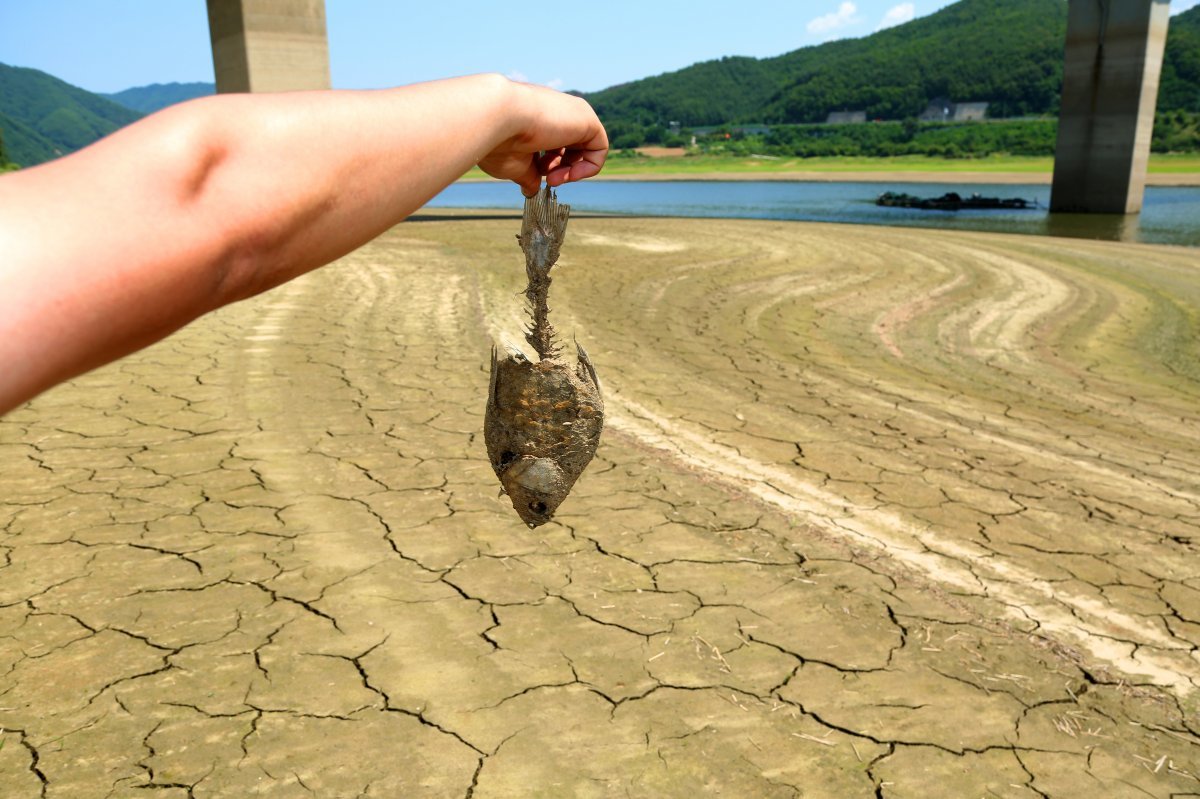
[763,0,1068,122]
[586,0,1200,132]
[1162,3,1200,113]
[103,82,215,114]
[0,62,142,167]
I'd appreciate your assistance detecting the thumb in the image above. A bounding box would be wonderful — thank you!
[516,161,542,197]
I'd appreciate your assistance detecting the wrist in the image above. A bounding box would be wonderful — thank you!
[481,73,529,144]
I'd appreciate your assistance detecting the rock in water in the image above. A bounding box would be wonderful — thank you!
[484,187,604,528]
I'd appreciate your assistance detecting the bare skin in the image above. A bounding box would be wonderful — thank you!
[0,74,608,415]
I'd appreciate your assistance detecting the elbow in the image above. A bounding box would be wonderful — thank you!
[148,99,279,307]
[151,98,234,208]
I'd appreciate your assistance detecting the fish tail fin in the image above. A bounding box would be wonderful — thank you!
[520,185,571,262]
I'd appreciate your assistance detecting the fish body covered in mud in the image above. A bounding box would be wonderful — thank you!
[484,187,603,528]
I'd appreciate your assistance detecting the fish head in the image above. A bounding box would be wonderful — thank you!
[499,456,568,528]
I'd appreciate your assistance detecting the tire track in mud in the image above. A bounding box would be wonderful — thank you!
[604,393,1198,694]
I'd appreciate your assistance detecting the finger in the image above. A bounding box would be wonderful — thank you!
[568,158,603,182]
[536,149,564,176]
[572,146,606,178]
[516,161,542,197]
[546,147,606,186]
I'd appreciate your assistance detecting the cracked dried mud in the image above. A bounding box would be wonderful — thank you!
[2,214,1199,798]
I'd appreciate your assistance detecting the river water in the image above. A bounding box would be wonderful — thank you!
[425,179,1200,247]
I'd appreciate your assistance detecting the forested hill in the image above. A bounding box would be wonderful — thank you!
[103,82,215,114]
[0,63,142,167]
[585,0,1200,132]
[761,0,1067,122]
[1163,3,1200,112]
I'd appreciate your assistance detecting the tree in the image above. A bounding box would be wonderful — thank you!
[0,125,16,170]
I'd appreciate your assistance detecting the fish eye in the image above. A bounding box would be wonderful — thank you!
[528,500,547,515]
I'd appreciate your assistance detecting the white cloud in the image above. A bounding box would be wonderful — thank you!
[877,3,916,31]
[807,2,861,34]
[1171,0,1199,14]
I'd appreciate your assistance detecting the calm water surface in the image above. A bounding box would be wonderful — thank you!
[425,180,1200,247]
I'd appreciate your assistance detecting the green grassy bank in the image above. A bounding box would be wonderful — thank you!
[459,153,1200,183]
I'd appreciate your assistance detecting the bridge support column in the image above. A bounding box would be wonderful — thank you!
[206,0,331,93]
[1050,0,1171,214]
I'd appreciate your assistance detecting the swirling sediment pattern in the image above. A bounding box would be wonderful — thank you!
[1,215,1198,796]
[557,220,1200,689]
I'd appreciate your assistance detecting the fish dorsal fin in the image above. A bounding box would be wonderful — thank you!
[575,340,602,398]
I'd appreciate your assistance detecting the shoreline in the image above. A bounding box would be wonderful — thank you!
[459,171,1200,187]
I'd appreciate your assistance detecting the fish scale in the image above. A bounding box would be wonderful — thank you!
[484,186,604,528]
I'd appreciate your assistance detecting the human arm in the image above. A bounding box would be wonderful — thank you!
[0,74,607,414]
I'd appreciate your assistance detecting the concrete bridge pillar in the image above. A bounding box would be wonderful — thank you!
[206,0,331,94]
[1050,0,1171,214]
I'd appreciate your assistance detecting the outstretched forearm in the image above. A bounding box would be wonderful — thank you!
[146,74,536,301]
[0,74,606,414]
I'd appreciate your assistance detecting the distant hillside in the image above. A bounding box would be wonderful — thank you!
[1162,3,1200,113]
[103,82,215,114]
[0,63,142,166]
[586,0,1200,138]
[763,0,1068,122]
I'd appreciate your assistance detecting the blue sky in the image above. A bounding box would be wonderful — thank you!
[1,1,1198,95]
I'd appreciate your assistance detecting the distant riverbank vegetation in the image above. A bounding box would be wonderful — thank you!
[454,152,1200,183]
[606,111,1200,160]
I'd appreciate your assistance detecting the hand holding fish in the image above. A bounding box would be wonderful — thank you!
[476,81,608,197]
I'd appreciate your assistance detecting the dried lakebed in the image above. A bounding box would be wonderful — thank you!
[1,216,1198,797]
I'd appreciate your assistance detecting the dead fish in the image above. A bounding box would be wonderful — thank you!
[484,186,604,528]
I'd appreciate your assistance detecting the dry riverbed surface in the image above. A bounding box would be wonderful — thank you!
[2,215,1199,798]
